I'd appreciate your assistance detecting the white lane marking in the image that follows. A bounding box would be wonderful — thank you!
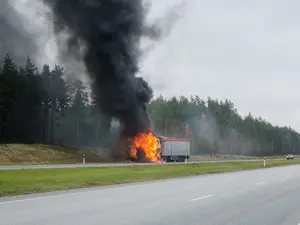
[0,184,139,205]
[0,189,110,205]
[190,194,215,202]
[256,181,266,185]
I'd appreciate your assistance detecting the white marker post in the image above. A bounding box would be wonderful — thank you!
[263,157,266,168]
[83,154,85,164]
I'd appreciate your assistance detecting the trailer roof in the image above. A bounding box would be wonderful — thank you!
[160,137,190,142]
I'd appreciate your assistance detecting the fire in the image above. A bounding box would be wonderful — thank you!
[129,131,161,162]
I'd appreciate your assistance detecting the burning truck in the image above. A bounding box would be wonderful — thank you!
[128,131,190,163]
[44,0,188,164]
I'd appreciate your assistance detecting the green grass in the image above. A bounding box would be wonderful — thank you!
[0,159,299,197]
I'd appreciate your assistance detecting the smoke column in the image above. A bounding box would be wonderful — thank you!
[43,0,159,139]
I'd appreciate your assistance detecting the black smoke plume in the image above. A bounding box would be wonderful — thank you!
[43,0,185,160]
[43,0,156,138]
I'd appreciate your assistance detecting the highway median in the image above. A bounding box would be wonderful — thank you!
[0,159,299,197]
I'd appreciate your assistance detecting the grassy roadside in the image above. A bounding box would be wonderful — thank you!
[0,159,299,197]
[0,144,109,165]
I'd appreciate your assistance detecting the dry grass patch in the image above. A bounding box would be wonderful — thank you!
[0,144,109,165]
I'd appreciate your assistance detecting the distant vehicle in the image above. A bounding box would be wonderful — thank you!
[158,137,190,162]
[286,154,294,160]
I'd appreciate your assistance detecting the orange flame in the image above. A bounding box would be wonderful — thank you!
[129,131,161,162]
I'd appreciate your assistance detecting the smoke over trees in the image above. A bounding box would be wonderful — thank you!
[0,0,300,160]
[42,0,185,139]
[39,0,187,160]
[0,54,300,157]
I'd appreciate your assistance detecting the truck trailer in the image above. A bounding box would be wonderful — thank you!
[158,137,190,162]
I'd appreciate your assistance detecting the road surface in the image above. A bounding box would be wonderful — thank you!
[1,165,300,224]
[0,159,272,170]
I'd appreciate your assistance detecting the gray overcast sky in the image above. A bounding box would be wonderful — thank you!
[141,0,300,131]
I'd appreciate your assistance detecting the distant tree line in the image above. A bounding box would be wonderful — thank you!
[0,53,299,156]
[149,96,300,156]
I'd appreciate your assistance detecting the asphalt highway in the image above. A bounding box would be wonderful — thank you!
[1,165,300,225]
[0,159,272,170]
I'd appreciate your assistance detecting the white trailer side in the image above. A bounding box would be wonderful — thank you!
[160,138,190,162]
